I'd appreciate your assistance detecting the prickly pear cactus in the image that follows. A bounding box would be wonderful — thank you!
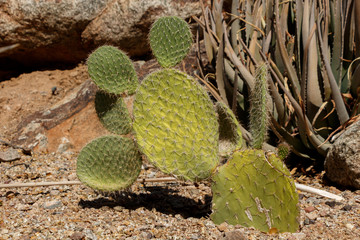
[216,102,244,156]
[95,91,133,135]
[211,149,299,233]
[133,69,219,182]
[276,143,291,161]
[87,45,138,95]
[249,64,269,149]
[149,16,192,68]
[77,135,142,192]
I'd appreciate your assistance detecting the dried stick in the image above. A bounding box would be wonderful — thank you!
[0,177,344,201]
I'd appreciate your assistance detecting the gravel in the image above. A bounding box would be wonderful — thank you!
[1,146,359,239]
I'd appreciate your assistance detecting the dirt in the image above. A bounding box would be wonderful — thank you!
[0,65,359,239]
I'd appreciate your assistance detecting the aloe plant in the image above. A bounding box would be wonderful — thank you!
[194,0,360,161]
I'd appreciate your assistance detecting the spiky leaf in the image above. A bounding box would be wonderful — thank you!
[216,102,244,156]
[76,135,142,192]
[211,149,299,233]
[87,45,138,95]
[95,91,133,135]
[133,69,219,182]
[149,16,192,68]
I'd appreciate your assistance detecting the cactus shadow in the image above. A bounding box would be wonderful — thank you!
[79,186,212,219]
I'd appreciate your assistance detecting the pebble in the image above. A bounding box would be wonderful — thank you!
[291,232,307,240]
[43,200,62,209]
[304,206,316,213]
[0,148,21,161]
[341,204,352,211]
[221,230,246,240]
[346,223,355,230]
[305,212,318,220]
[70,231,86,240]
[217,222,228,232]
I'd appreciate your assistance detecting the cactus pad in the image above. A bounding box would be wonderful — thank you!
[95,91,132,135]
[216,102,243,156]
[87,45,138,95]
[76,135,142,192]
[211,149,299,232]
[149,16,192,68]
[133,69,219,182]
[249,64,269,149]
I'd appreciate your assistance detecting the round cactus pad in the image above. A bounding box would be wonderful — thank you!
[87,45,138,95]
[133,69,219,182]
[149,16,192,68]
[95,91,132,135]
[77,135,142,192]
[211,149,299,233]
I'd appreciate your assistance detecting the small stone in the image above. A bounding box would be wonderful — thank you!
[291,232,307,240]
[43,200,62,209]
[345,223,355,230]
[70,232,86,240]
[217,222,228,232]
[341,204,352,211]
[139,231,152,239]
[325,200,341,208]
[304,206,316,213]
[0,148,21,161]
[221,230,246,240]
[305,212,318,220]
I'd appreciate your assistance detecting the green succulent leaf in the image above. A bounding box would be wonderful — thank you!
[76,135,142,192]
[95,91,133,135]
[87,45,138,95]
[133,69,219,182]
[211,149,299,233]
[149,16,192,68]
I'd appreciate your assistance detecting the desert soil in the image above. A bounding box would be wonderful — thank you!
[0,65,359,240]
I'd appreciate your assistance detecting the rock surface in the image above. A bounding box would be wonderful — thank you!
[0,0,202,79]
[325,119,360,189]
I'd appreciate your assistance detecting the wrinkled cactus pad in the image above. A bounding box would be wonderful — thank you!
[216,102,244,156]
[76,135,142,192]
[95,91,133,135]
[149,16,192,68]
[87,45,138,95]
[133,69,219,182]
[211,149,299,232]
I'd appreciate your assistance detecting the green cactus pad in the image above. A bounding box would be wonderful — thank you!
[133,69,219,182]
[216,102,243,156]
[249,64,269,149]
[149,16,192,68]
[95,91,132,135]
[87,45,138,95]
[211,149,299,233]
[76,135,142,192]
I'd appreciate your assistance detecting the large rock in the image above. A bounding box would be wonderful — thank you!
[0,0,202,80]
[324,119,360,189]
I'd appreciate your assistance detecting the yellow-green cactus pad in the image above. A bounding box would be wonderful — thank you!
[87,45,138,95]
[211,149,299,233]
[95,91,132,135]
[77,135,142,192]
[133,69,219,182]
[149,16,192,68]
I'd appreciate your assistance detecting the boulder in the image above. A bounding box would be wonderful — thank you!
[324,119,360,189]
[0,0,203,80]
